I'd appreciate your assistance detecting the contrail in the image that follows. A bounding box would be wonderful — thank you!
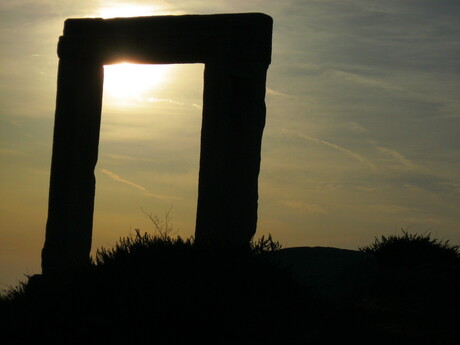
[100,169,147,191]
[282,129,377,171]
[100,169,183,201]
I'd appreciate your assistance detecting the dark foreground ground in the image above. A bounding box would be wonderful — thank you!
[1,234,460,345]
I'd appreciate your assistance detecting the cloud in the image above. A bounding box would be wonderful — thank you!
[280,200,328,214]
[0,0,46,10]
[146,97,184,105]
[100,169,147,192]
[398,216,444,226]
[105,154,154,162]
[402,177,460,196]
[376,146,417,170]
[327,69,405,92]
[328,69,460,116]
[100,168,184,201]
[282,129,377,171]
[345,122,369,134]
[266,87,291,97]
[368,204,410,215]
[355,186,375,192]
[0,148,25,157]
[142,192,184,201]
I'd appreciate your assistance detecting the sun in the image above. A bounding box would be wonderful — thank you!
[90,4,183,105]
[103,63,171,105]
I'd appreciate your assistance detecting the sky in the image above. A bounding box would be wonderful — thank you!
[1,0,459,288]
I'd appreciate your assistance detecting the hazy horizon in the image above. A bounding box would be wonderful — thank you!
[1,0,460,288]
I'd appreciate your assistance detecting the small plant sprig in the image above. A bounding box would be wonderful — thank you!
[140,205,177,239]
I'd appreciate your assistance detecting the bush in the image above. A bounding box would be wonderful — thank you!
[94,229,193,266]
[1,229,302,345]
[359,229,460,320]
[359,229,460,270]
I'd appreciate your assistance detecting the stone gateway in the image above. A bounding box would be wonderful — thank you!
[42,13,273,276]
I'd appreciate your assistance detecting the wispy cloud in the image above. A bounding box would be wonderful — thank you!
[327,69,405,92]
[282,129,377,171]
[146,97,184,105]
[100,169,183,201]
[402,177,460,196]
[355,186,376,192]
[399,216,443,225]
[266,87,291,97]
[143,192,184,201]
[376,146,417,170]
[100,169,147,191]
[344,122,369,134]
[105,154,154,162]
[328,69,460,115]
[0,148,25,157]
[280,200,328,214]
[368,204,411,215]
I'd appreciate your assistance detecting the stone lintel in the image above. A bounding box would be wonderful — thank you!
[58,13,272,65]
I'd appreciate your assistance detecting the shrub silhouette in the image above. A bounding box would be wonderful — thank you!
[1,231,302,345]
[360,229,460,323]
[360,229,459,270]
[2,228,460,344]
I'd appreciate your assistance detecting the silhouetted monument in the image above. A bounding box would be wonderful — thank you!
[42,13,273,276]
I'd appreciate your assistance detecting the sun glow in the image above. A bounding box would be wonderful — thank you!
[103,63,171,105]
[96,4,166,19]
